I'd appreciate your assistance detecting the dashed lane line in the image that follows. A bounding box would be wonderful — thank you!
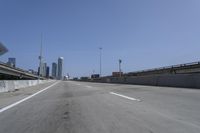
[110,92,141,102]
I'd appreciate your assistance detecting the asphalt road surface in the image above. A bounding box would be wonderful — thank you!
[0,81,200,133]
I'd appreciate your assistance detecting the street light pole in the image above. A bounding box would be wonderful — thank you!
[99,47,102,77]
[38,34,43,79]
[119,59,122,77]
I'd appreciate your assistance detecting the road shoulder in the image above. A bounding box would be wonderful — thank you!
[0,80,57,110]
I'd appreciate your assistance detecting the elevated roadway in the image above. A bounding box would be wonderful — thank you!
[0,61,45,80]
[0,81,200,133]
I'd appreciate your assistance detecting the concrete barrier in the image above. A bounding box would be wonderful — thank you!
[89,73,200,89]
[0,80,54,93]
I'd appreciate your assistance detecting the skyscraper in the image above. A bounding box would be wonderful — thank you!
[7,58,16,67]
[46,66,50,78]
[52,62,57,79]
[38,62,47,77]
[42,63,47,77]
[57,57,64,80]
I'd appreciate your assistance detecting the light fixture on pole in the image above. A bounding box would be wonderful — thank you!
[38,33,43,79]
[119,59,122,77]
[99,47,102,77]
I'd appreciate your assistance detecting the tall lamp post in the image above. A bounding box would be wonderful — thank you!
[99,47,102,77]
[38,34,43,79]
[119,59,122,77]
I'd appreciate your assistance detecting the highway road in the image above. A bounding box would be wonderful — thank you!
[0,81,200,133]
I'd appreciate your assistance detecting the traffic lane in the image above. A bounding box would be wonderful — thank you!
[107,84,200,127]
[0,81,70,133]
[68,81,119,88]
[0,81,200,133]
[61,81,200,133]
[78,81,200,128]
[64,81,200,126]
[0,81,106,133]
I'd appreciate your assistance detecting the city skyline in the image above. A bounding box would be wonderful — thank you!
[2,56,65,79]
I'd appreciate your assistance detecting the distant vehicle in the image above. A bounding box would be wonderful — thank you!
[63,76,69,80]
[80,77,89,81]
[91,74,100,79]
[73,77,78,80]
[0,42,8,56]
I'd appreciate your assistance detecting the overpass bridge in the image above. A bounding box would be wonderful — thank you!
[0,61,45,80]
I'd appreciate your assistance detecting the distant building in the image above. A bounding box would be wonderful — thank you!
[52,62,57,79]
[38,67,40,76]
[29,69,38,75]
[38,62,47,77]
[42,63,47,77]
[112,72,123,77]
[7,58,16,67]
[57,57,64,80]
[46,66,50,78]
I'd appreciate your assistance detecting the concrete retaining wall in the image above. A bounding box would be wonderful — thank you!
[0,80,53,93]
[91,73,200,89]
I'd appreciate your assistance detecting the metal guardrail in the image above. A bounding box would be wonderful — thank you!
[135,61,200,73]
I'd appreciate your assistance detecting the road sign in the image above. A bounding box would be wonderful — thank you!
[0,42,8,56]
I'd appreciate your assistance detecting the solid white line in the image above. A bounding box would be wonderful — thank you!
[0,81,60,114]
[110,92,141,102]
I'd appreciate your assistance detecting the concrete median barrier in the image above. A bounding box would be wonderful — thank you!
[0,80,54,93]
[88,73,200,89]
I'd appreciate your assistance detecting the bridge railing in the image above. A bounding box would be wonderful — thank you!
[124,61,200,76]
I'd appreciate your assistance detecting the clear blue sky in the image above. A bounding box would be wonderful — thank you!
[0,0,200,77]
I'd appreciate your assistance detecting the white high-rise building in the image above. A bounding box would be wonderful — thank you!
[38,62,47,77]
[57,57,64,80]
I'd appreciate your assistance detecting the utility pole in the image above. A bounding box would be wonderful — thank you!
[99,47,102,77]
[38,33,43,79]
[119,59,122,77]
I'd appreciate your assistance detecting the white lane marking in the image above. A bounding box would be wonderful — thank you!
[77,84,81,85]
[110,92,141,102]
[85,86,92,88]
[0,81,60,114]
